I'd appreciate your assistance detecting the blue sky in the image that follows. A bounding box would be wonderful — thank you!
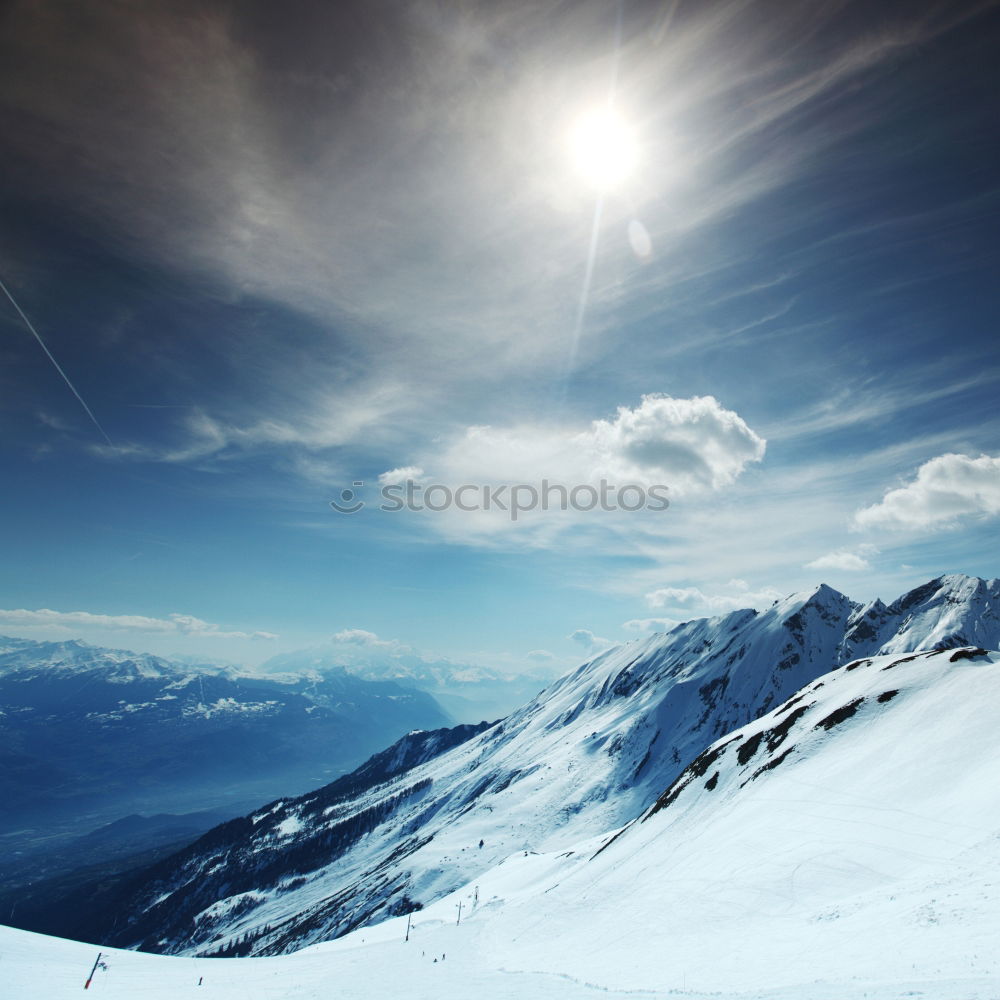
[1,0,999,673]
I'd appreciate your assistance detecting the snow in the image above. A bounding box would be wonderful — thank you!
[5,647,1000,999]
[182,697,280,719]
[274,815,303,838]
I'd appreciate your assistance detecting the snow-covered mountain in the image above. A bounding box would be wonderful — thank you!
[79,574,999,957]
[5,643,999,999]
[0,637,450,839]
[842,572,1000,656]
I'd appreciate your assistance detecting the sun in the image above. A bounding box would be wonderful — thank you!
[568,106,638,192]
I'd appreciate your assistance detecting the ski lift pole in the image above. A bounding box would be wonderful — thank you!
[456,900,462,926]
[84,952,102,990]
[405,911,412,942]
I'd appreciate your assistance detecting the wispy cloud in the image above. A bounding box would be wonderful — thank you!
[2,0,980,468]
[0,607,277,640]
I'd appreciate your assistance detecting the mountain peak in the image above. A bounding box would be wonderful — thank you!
[766,583,854,633]
[869,574,999,656]
[806,581,853,606]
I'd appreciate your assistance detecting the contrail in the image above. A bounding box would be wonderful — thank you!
[0,272,114,446]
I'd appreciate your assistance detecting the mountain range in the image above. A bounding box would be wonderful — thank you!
[42,573,997,958]
[0,636,450,848]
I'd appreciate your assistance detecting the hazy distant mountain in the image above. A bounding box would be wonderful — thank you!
[73,574,999,957]
[258,638,558,723]
[0,637,450,842]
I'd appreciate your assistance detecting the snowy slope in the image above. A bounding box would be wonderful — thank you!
[469,644,1000,997]
[88,575,1000,957]
[4,646,1000,999]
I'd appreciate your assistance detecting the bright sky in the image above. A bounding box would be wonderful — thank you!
[1,0,998,672]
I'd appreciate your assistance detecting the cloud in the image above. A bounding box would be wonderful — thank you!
[93,391,407,468]
[854,453,1000,531]
[622,617,681,633]
[409,394,764,496]
[567,628,614,653]
[331,628,411,653]
[0,608,277,640]
[526,649,556,662]
[2,0,957,473]
[643,586,705,609]
[378,466,425,486]
[805,546,878,572]
[645,580,783,615]
[350,394,765,552]
[332,628,382,645]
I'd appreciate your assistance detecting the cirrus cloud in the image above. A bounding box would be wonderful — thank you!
[0,607,277,640]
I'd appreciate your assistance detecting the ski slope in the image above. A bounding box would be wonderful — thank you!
[5,646,999,999]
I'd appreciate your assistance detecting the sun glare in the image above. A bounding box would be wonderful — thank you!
[568,106,638,191]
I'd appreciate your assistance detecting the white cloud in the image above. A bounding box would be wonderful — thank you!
[332,627,381,644]
[331,628,410,653]
[378,466,425,486]
[643,586,704,609]
[356,395,765,552]
[854,453,1000,531]
[422,395,764,497]
[645,581,783,615]
[526,649,556,662]
[805,546,878,572]
[567,628,614,653]
[0,608,277,640]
